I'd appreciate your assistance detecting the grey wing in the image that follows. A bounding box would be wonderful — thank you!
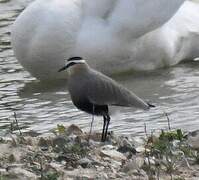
[86,71,150,110]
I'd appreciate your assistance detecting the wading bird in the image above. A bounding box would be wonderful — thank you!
[59,57,155,141]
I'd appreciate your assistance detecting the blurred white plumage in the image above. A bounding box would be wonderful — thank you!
[128,0,199,71]
[12,0,191,80]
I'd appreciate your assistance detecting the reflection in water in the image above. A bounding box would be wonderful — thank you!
[1,0,199,137]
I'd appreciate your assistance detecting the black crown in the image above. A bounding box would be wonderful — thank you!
[68,57,83,61]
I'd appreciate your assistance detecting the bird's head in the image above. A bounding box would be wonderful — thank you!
[58,57,87,72]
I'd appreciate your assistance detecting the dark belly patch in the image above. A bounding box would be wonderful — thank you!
[73,99,108,116]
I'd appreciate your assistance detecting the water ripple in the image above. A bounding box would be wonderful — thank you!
[1,1,199,137]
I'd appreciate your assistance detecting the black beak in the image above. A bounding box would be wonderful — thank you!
[58,61,76,72]
[58,65,68,72]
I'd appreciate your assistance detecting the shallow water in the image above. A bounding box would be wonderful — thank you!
[1,0,199,137]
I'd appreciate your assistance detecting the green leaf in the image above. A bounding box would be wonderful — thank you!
[57,124,66,134]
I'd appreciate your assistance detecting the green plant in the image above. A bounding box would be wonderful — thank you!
[64,143,88,157]
[143,128,193,179]
[43,172,59,180]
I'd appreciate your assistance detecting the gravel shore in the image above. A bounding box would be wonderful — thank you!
[0,124,199,180]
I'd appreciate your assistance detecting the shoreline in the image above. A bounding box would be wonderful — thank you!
[0,124,199,180]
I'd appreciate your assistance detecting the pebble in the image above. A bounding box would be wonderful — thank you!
[0,168,6,173]
[52,136,68,148]
[78,157,92,168]
[8,167,37,179]
[66,124,83,136]
[187,130,199,150]
[100,149,127,161]
[118,138,136,152]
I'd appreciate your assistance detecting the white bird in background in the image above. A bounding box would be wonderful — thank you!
[11,0,189,81]
[128,0,199,71]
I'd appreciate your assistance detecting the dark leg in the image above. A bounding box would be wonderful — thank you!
[101,115,107,142]
[104,115,110,142]
[88,105,95,142]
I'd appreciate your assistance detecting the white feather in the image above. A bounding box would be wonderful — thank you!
[11,0,188,80]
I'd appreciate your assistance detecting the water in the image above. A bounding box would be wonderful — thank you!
[1,0,199,137]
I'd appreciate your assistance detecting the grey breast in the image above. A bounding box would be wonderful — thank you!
[68,67,150,110]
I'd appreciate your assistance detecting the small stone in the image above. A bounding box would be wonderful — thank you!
[41,146,49,151]
[6,163,24,170]
[8,154,16,163]
[87,132,102,142]
[48,162,64,172]
[0,168,6,173]
[52,136,68,148]
[100,149,127,161]
[122,159,138,172]
[101,145,115,150]
[136,156,144,168]
[66,124,83,136]
[130,169,139,175]
[98,172,109,179]
[108,159,122,169]
[23,137,34,146]
[23,130,41,137]
[187,130,199,150]
[144,157,155,166]
[38,137,49,147]
[8,167,37,179]
[78,157,92,168]
[138,169,148,177]
[117,138,136,157]
[62,168,97,179]
[136,146,145,153]
[67,166,74,170]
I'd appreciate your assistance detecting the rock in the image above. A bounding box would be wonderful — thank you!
[108,159,122,169]
[56,154,79,168]
[101,145,115,150]
[66,124,83,136]
[116,172,126,178]
[136,146,146,153]
[45,162,64,175]
[138,169,148,178]
[85,132,102,142]
[52,136,68,148]
[187,130,199,150]
[0,144,23,163]
[117,138,136,156]
[78,157,92,168]
[21,137,34,146]
[23,130,41,137]
[122,156,144,173]
[144,157,156,166]
[89,155,105,167]
[8,154,16,163]
[135,156,145,168]
[122,160,137,172]
[0,168,6,174]
[0,144,11,155]
[100,145,127,161]
[100,149,127,161]
[8,167,37,179]
[61,168,101,179]
[99,172,109,179]
[37,137,51,148]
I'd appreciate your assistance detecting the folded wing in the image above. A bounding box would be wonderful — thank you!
[86,70,150,110]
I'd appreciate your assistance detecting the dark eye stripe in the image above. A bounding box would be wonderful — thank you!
[67,62,77,68]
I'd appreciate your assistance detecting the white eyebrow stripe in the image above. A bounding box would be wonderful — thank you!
[66,59,86,64]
